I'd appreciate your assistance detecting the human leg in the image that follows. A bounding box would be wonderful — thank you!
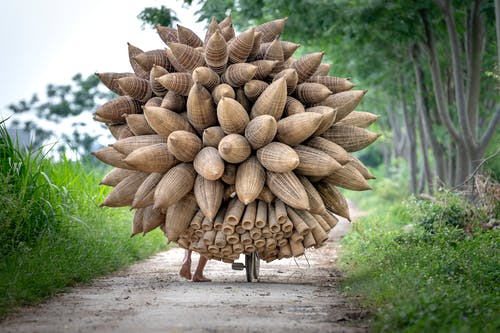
[179,249,192,280]
[192,255,211,282]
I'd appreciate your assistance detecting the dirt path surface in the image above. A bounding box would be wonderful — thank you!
[1,205,369,333]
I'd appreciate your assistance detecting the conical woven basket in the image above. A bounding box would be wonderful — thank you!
[92,14,381,264]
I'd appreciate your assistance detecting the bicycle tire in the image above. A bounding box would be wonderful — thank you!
[245,253,260,282]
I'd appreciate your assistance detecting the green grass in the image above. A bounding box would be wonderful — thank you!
[341,180,500,333]
[0,121,168,317]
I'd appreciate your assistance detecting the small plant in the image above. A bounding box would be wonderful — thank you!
[408,176,500,233]
[410,193,473,231]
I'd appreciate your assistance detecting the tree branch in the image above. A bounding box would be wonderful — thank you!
[465,0,485,140]
[480,104,500,148]
[496,0,500,70]
[420,9,461,142]
[436,0,476,148]
[411,45,443,186]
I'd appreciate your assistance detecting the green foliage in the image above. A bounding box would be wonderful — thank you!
[356,145,383,169]
[9,74,108,120]
[138,5,179,29]
[342,228,500,332]
[0,125,167,317]
[175,0,500,191]
[0,213,167,318]
[179,0,427,79]
[408,193,475,231]
[0,120,64,254]
[345,163,409,212]
[406,179,499,232]
[186,0,235,23]
[340,184,500,332]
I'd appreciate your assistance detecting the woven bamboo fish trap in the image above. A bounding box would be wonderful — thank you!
[93,15,380,264]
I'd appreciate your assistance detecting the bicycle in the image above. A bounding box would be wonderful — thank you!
[231,252,260,282]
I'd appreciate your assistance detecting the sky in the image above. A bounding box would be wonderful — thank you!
[0,0,205,123]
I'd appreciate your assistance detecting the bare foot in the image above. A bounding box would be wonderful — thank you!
[179,260,192,280]
[192,275,211,282]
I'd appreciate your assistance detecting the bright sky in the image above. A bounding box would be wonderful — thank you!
[0,0,205,115]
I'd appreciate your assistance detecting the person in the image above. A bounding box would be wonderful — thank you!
[179,249,211,282]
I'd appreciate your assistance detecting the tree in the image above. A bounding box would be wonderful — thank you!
[7,73,113,156]
[138,5,179,29]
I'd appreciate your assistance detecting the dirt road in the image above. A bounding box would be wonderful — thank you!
[1,207,369,333]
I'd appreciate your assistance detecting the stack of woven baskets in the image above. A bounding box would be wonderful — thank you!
[92,16,380,263]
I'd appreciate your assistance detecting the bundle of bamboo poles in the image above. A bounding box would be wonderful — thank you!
[93,15,380,263]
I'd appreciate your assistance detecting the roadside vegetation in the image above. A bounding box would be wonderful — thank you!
[0,122,167,317]
[341,166,500,333]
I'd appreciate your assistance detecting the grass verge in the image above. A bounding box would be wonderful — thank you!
[0,122,168,318]
[340,182,500,332]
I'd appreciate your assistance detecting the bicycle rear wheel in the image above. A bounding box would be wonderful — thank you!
[245,253,260,282]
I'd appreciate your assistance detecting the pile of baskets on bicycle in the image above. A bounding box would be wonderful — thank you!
[93,16,380,263]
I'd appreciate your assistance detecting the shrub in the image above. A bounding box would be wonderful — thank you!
[409,193,474,231]
[408,177,500,233]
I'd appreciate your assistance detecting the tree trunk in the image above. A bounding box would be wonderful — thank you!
[435,0,475,150]
[377,120,393,178]
[420,9,460,142]
[381,140,392,178]
[455,143,472,186]
[418,164,427,194]
[469,146,485,178]
[447,140,457,186]
[386,103,406,159]
[418,114,433,194]
[400,75,418,194]
[465,0,485,137]
[412,45,445,190]
[420,88,447,184]
[422,102,447,185]
[421,7,482,187]
[495,0,500,71]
